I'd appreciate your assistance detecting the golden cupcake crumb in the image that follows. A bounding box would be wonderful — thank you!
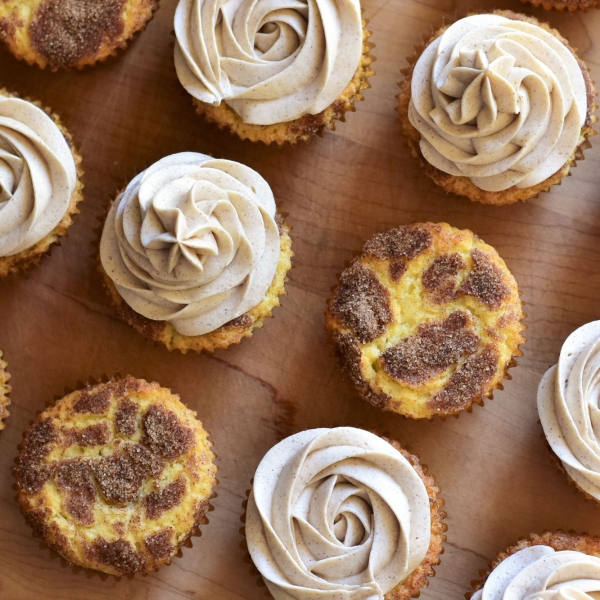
[326,223,525,419]
[15,376,217,576]
[0,0,159,70]
[397,10,597,206]
[101,215,293,353]
[194,23,375,145]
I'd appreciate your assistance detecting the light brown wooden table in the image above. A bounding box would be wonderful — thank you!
[0,0,599,598]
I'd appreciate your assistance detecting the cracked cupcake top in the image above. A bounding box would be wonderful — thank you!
[15,376,217,575]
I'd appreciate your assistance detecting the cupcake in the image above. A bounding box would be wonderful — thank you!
[326,223,525,419]
[173,0,374,144]
[470,532,600,600]
[0,0,159,70]
[99,152,292,353]
[398,11,596,205]
[245,427,446,599]
[538,320,600,504]
[0,350,10,430]
[14,376,217,576]
[521,0,598,11]
[0,90,83,277]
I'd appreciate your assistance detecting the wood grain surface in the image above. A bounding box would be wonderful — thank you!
[0,1,599,598]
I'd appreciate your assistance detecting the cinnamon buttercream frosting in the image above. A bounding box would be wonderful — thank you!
[538,321,600,501]
[100,152,280,337]
[408,14,588,192]
[173,0,363,125]
[472,545,600,600]
[0,95,77,257]
[245,427,431,600]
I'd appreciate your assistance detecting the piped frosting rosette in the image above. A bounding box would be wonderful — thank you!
[408,14,588,192]
[100,152,280,337]
[174,0,363,125]
[0,95,77,257]
[538,321,600,501]
[245,428,431,600]
[472,545,600,600]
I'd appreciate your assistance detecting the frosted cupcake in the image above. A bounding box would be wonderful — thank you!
[0,0,160,70]
[99,152,292,353]
[398,11,596,205]
[470,532,600,600]
[0,90,83,277]
[538,320,600,504]
[245,427,446,599]
[174,0,374,144]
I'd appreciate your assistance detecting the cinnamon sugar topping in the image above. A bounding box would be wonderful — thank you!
[86,538,147,575]
[423,253,466,303]
[460,249,510,309]
[389,261,407,282]
[428,344,500,412]
[115,397,138,436]
[29,0,126,68]
[381,312,480,385]
[14,418,58,493]
[145,477,187,520]
[143,404,195,459]
[145,529,174,560]
[92,443,165,504]
[56,459,97,526]
[73,386,112,414]
[330,262,393,344]
[77,421,111,446]
[363,225,432,260]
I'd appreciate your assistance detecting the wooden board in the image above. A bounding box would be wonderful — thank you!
[1,0,599,598]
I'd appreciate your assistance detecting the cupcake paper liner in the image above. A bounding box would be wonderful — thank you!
[0,349,11,431]
[13,373,219,579]
[240,432,447,599]
[0,89,84,278]
[185,18,375,146]
[520,0,598,11]
[396,10,597,206]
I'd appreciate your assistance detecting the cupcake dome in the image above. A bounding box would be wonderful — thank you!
[0,0,159,70]
[245,427,445,599]
[99,152,292,352]
[14,376,217,576]
[398,11,596,205]
[174,0,373,143]
[471,533,600,600]
[538,320,600,502]
[0,90,82,277]
[326,223,525,419]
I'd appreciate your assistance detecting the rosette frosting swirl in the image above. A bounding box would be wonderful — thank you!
[538,321,600,501]
[99,152,280,336]
[174,0,363,125]
[408,14,588,192]
[245,427,431,600]
[0,95,77,257]
[472,545,600,600]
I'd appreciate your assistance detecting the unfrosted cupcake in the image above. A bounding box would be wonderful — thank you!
[398,11,596,205]
[521,0,598,11]
[245,427,445,599]
[0,350,10,430]
[538,320,600,504]
[326,223,525,419]
[0,0,159,70]
[174,0,374,144]
[99,152,292,353]
[0,90,83,277]
[14,376,217,576]
[470,532,600,600]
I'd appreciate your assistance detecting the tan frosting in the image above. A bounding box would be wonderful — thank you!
[100,152,280,337]
[472,545,600,600]
[245,427,431,600]
[538,321,600,501]
[408,14,588,192]
[0,96,77,257]
[173,0,363,125]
